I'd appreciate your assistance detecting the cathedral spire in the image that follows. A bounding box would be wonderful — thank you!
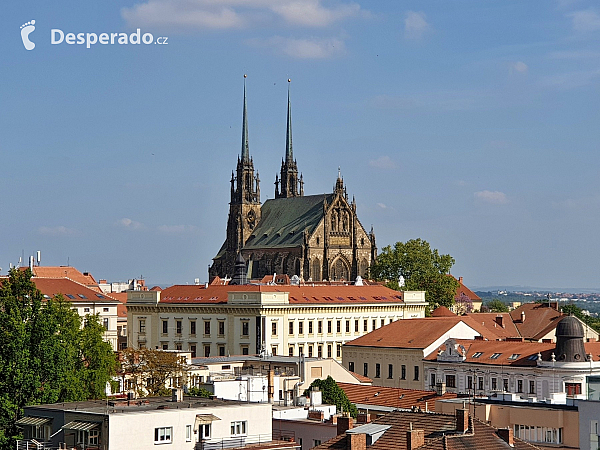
[286,79,293,163]
[241,74,249,163]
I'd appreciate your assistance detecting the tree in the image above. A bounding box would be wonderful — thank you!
[370,238,459,309]
[120,348,185,396]
[454,292,474,315]
[304,376,357,418]
[0,268,117,449]
[486,299,509,313]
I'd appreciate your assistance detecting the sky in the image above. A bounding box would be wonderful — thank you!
[2,1,600,290]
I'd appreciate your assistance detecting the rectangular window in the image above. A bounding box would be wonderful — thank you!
[430,373,436,388]
[318,345,322,358]
[186,425,192,442]
[162,320,168,334]
[364,319,368,332]
[529,380,535,394]
[363,363,368,377]
[318,320,323,334]
[348,362,355,373]
[202,424,211,439]
[327,344,332,358]
[88,429,99,446]
[204,345,210,357]
[272,346,277,356]
[446,375,456,388]
[517,379,523,393]
[372,319,376,331]
[346,320,350,333]
[355,320,359,332]
[337,320,341,333]
[176,320,182,335]
[478,377,484,391]
[309,321,314,334]
[218,345,225,356]
[327,320,332,334]
[298,345,304,356]
[467,376,473,390]
[162,344,169,350]
[491,378,497,391]
[176,342,182,351]
[388,364,393,379]
[154,427,172,444]
[308,345,313,357]
[139,319,146,333]
[204,321,210,336]
[218,321,225,336]
[103,318,109,330]
[503,378,509,392]
[413,366,419,381]
[401,365,406,380]
[299,321,304,334]
[289,321,294,335]
[190,321,196,336]
[230,421,247,436]
[375,363,381,378]
[242,346,249,355]
[566,383,582,396]
[242,321,249,336]
[289,346,294,357]
[337,344,341,358]
[272,321,277,336]
[381,319,385,328]
[190,345,196,358]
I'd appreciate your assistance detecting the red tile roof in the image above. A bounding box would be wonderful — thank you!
[463,313,520,339]
[338,382,458,412]
[431,306,456,317]
[28,266,102,292]
[30,278,119,304]
[313,410,539,450]
[509,302,564,340]
[453,276,481,301]
[348,372,372,383]
[344,316,507,350]
[159,284,407,305]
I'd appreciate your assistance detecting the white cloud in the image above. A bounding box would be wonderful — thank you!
[270,0,361,27]
[249,36,345,58]
[509,61,528,74]
[158,224,198,233]
[369,155,397,169]
[38,226,79,236]
[404,11,430,40]
[568,9,600,32]
[122,0,363,30]
[117,218,145,230]
[377,203,387,209]
[474,190,508,205]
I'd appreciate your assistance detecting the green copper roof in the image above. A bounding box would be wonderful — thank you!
[244,194,333,249]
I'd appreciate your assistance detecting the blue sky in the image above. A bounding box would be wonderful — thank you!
[2,1,600,290]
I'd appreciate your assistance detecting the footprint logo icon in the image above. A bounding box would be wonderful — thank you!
[20,20,36,50]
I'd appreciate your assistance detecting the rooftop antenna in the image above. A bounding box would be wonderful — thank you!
[36,251,41,266]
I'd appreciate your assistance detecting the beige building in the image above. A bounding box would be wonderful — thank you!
[126,283,426,361]
[341,316,498,390]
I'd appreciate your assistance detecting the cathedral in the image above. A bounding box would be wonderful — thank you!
[210,79,377,282]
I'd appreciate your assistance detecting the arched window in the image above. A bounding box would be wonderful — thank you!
[311,258,321,281]
[330,257,349,281]
[360,259,368,277]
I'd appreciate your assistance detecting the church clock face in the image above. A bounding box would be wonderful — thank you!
[246,209,256,229]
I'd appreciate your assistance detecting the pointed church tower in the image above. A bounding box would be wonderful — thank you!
[276,79,302,199]
[225,75,261,258]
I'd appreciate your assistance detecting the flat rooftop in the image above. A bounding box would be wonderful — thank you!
[25,396,260,415]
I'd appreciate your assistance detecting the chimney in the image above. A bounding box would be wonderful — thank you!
[520,311,525,322]
[346,433,366,450]
[406,425,425,450]
[455,409,469,433]
[337,414,353,435]
[495,315,504,328]
[497,428,514,446]
[459,277,463,284]
[436,382,446,396]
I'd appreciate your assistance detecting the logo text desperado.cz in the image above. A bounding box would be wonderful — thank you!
[51,29,167,48]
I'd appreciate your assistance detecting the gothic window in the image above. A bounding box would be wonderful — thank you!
[311,258,321,281]
[330,257,349,281]
[360,259,368,277]
[294,259,301,276]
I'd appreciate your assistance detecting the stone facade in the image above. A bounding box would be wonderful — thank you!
[210,82,376,281]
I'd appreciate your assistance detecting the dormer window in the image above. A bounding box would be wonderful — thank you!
[490,353,502,359]
[472,352,483,358]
